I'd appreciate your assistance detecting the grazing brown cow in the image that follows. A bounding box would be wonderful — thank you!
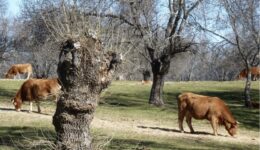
[12,78,61,113]
[177,92,238,136]
[237,67,260,81]
[141,80,151,85]
[5,63,33,79]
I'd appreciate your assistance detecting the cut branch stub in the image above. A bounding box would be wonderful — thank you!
[53,36,121,150]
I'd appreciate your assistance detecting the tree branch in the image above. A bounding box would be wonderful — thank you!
[84,12,135,27]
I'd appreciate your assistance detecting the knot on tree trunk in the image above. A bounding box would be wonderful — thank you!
[60,95,96,113]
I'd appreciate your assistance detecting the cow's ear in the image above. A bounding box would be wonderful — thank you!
[236,121,240,125]
[11,99,14,103]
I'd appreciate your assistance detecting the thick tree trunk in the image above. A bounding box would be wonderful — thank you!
[53,38,120,149]
[53,92,96,149]
[244,68,252,108]
[149,73,165,106]
[147,47,170,106]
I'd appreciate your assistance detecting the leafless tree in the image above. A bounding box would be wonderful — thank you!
[198,0,259,107]
[0,0,8,61]
[222,0,259,107]
[86,0,204,106]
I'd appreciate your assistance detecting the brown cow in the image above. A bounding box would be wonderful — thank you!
[12,78,61,113]
[177,92,238,136]
[5,63,33,79]
[237,67,260,81]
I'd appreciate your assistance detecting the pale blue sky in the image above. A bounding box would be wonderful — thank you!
[7,0,21,17]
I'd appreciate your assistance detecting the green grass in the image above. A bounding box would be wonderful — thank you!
[0,80,259,149]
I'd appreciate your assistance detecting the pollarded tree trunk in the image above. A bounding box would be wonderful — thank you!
[53,37,121,150]
[149,73,165,106]
[149,57,170,106]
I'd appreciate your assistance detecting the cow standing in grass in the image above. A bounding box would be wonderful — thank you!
[177,92,238,136]
[237,67,260,81]
[5,63,33,79]
[12,78,61,113]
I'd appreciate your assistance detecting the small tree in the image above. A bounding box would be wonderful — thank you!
[221,0,259,107]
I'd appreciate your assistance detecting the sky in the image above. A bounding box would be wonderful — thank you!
[7,0,21,17]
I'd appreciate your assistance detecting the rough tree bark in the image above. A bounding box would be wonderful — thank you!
[148,47,171,106]
[53,36,121,149]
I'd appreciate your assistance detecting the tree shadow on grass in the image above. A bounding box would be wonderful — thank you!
[106,136,251,150]
[0,87,17,99]
[136,125,225,137]
[0,107,52,116]
[107,138,184,150]
[0,126,55,150]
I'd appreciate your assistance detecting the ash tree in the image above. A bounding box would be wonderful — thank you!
[87,0,204,106]
[198,0,259,107]
[221,0,259,107]
[0,0,8,61]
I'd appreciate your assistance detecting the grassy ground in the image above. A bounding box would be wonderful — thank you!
[0,80,259,149]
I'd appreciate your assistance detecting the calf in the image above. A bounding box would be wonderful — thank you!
[177,92,238,136]
[5,63,33,79]
[12,78,61,113]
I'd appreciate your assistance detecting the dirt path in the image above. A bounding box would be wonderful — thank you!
[1,108,259,146]
[93,116,259,145]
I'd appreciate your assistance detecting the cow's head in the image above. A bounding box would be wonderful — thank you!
[11,97,22,111]
[5,73,13,79]
[227,122,238,136]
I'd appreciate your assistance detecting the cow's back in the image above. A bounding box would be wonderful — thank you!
[19,78,60,102]
[178,93,210,119]
[16,64,32,74]
[251,67,260,75]
[178,93,231,120]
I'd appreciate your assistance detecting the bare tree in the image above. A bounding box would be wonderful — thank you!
[198,0,259,107]
[221,0,259,107]
[86,0,204,106]
[0,0,8,61]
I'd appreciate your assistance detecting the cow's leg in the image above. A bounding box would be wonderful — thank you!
[17,73,21,79]
[178,109,186,133]
[186,113,194,133]
[54,95,58,102]
[210,117,218,136]
[27,72,31,79]
[36,101,41,113]
[29,101,33,113]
